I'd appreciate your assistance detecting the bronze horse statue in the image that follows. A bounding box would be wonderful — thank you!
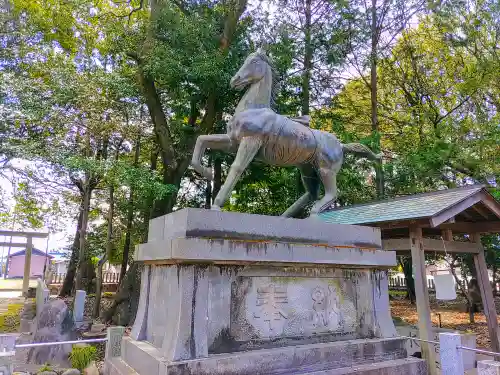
[191,48,381,217]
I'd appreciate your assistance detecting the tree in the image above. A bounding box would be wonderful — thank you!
[342,0,426,197]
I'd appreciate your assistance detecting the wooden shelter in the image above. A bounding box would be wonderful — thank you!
[320,185,500,374]
[0,230,49,295]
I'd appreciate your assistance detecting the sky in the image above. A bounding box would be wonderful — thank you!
[0,160,75,255]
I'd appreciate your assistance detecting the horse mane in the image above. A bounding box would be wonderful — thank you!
[256,51,280,110]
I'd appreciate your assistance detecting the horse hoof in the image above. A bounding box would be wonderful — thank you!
[211,205,221,211]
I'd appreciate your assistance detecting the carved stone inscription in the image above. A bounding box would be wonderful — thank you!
[230,276,358,341]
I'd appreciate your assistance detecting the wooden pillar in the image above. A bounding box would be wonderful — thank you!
[442,229,453,242]
[22,236,33,297]
[471,232,500,356]
[410,226,437,375]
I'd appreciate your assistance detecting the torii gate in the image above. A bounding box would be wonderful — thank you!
[0,230,49,296]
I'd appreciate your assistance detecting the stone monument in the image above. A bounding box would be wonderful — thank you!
[105,209,427,375]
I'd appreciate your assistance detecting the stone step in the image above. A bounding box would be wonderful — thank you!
[119,337,410,375]
[296,357,427,375]
[106,358,138,375]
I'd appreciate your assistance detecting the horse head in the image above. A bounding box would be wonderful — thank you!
[230,48,272,90]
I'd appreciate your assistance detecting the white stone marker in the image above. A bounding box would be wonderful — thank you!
[74,290,86,323]
[478,360,500,375]
[439,332,464,375]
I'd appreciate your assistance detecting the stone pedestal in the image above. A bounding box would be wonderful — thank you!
[105,209,427,375]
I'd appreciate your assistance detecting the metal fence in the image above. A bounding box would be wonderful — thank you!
[388,275,500,292]
[2,331,500,375]
[0,327,125,375]
[403,332,500,375]
[388,276,437,290]
[47,272,120,285]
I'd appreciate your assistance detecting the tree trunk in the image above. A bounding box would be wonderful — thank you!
[59,207,84,297]
[120,137,140,282]
[108,0,250,326]
[492,264,497,296]
[370,0,384,198]
[75,183,92,291]
[401,257,416,304]
[301,0,312,117]
[103,262,141,326]
[94,181,114,319]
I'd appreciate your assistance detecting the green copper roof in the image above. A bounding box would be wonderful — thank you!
[319,186,484,225]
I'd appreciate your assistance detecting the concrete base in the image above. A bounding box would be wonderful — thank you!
[106,337,427,375]
[107,210,417,375]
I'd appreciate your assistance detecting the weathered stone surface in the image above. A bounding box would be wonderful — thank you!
[83,362,99,375]
[135,237,395,267]
[20,302,36,320]
[61,368,81,375]
[395,324,476,371]
[302,358,427,375]
[129,264,397,361]
[73,290,86,323]
[439,332,464,375]
[105,326,126,359]
[231,275,358,340]
[27,299,75,367]
[117,337,410,375]
[35,280,49,318]
[146,208,382,248]
[478,360,500,375]
[130,266,150,341]
[0,351,15,375]
[112,211,401,375]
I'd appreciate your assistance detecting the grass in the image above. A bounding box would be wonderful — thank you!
[69,345,97,371]
[0,303,23,333]
[389,290,407,298]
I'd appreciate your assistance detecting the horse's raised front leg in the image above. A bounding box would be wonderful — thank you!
[212,136,262,211]
[191,134,231,180]
[310,165,340,217]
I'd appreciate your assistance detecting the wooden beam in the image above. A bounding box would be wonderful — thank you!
[482,193,500,219]
[472,204,491,220]
[0,230,48,238]
[374,219,430,230]
[410,226,437,375]
[438,221,500,233]
[22,236,33,296]
[383,238,480,254]
[460,209,475,220]
[430,194,481,227]
[0,242,29,248]
[471,232,500,358]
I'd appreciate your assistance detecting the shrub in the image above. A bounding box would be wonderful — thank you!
[69,345,97,371]
[37,363,53,373]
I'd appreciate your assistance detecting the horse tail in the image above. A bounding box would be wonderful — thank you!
[342,143,382,161]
